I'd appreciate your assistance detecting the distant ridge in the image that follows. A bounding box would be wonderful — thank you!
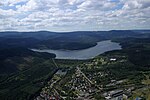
[0,30,149,50]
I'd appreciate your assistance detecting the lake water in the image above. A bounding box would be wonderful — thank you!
[31,40,122,60]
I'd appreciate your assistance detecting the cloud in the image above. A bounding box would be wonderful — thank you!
[0,0,150,31]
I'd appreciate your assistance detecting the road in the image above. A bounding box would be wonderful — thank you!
[77,66,103,90]
[52,58,59,68]
[77,66,94,85]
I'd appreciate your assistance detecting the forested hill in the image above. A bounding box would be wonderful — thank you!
[0,47,56,74]
[0,30,150,50]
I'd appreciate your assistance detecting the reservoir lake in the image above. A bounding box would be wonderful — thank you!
[31,40,122,60]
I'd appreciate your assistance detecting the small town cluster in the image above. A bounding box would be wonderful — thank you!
[35,56,149,100]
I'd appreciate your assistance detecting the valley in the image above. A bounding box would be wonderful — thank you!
[0,30,150,100]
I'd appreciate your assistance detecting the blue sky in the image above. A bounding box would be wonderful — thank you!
[0,0,150,32]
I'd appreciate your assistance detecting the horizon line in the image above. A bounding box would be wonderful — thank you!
[0,29,150,33]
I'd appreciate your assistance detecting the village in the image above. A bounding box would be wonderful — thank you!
[35,56,149,100]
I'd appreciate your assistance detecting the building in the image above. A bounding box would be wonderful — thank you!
[105,90,123,100]
[110,58,117,61]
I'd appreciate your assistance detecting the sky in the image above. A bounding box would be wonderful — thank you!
[0,0,150,32]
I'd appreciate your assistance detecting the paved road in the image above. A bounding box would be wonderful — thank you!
[52,58,59,68]
[77,66,103,90]
[77,66,94,85]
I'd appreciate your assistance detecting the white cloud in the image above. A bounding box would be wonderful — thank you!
[0,9,18,17]
[0,0,150,31]
[16,0,37,12]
